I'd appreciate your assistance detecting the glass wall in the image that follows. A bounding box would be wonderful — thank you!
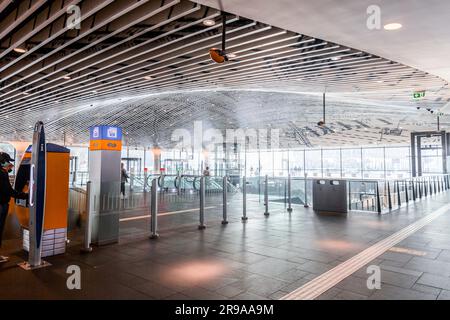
[385,146,410,179]
[362,147,384,179]
[5,141,447,180]
[322,149,341,178]
[243,145,415,179]
[341,148,362,178]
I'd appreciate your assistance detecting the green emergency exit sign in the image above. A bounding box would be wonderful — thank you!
[413,91,426,99]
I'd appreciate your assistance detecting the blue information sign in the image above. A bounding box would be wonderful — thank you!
[89,126,122,141]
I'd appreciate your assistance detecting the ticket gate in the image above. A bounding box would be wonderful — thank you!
[14,143,70,257]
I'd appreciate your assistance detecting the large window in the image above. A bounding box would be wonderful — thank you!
[341,148,362,178]
[305,149,322,177]
[362,147,384,179]
[385,146,410,178]
[289,150,305,177]
[322,149,341,178]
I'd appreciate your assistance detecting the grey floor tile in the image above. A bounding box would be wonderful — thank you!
[437,290,450,300]
[370,284,437,300]
[133,281,177,299]
[417,273,450,291]
[333,290,369,300]
[404,257,450,277]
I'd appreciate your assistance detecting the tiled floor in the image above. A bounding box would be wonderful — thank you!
[1,191,450,300]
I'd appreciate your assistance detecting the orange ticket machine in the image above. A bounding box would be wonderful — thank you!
[14,143,70,257]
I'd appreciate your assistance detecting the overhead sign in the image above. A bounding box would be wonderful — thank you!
[89,125,122,151]
[89,125,122,141]
[413,91,426,99]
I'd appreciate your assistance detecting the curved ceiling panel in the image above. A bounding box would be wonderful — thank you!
[1,89,446,148]
[0,0,448,147]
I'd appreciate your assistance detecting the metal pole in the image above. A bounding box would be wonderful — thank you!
[397,181,401,207]
[404,180,409,202]
[143,170,148,193]
[264,174,269,216]
[81,181,93,253]
[376,182,381,214]
[222,176,228,224]
[150,178,159,239]
[412,180,416,201]
[323,92,326,124]
[418,178,422,198]
[304,173,309,208]
[287,174,292,213]
[349,182,352,211]
[387,181,392,209]
[242,176,248,221]
[199,176,206,229]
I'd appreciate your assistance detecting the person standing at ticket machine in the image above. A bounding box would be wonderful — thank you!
[0,152,28,260]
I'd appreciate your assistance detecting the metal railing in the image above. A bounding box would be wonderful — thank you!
[75,173,450,251]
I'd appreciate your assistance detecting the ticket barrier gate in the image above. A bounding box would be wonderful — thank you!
[14,143,70,257]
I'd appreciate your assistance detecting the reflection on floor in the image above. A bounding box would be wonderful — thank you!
[1,192,450,300]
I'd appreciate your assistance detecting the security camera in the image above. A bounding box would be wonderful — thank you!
[209,48,229,64]
[416,107,420,110]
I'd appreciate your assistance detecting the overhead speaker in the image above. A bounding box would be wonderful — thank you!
[209,48,228,64]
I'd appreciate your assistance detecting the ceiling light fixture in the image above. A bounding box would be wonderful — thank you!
[227,53,237,58]
[62,75,71,80]
[384,23,402,31]
[331,56,341,61]
[203,19,216,26]
[13,47,27,53]
[143,76,154,80]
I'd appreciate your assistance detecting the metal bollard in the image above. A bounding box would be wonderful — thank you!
[376,182,381,214]
[222,176,228,224]
[198,176,206,229]
[387,181,392,209]
[404,180,409,202]
[81,181,93,253]
[418,179,422,198]
[176,172,181,196]
[150,178,159,239]
[412,180,416,201]
[242,176,248,221]
[304,174,309,208]
[287,174,292,213]
[264,175,269,216]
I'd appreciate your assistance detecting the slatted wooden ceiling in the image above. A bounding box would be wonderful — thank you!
[0,0,449,147]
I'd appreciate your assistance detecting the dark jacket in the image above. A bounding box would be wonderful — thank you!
[121,168,129,183]
[0,170,27,205]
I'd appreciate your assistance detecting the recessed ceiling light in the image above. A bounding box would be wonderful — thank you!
[376,80,384,83]
[91,90,97,94]
[143,76,154,80]
[23,92,30,95]
[62,75,71,80]
[203,19,216,26]
[227,52,237,58]
[384,23,402,31]
[13,47,27,53]
[331,56,341,61]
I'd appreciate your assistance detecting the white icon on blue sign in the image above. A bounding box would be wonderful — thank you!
[107,127,117,138]
[92,127,100,138]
